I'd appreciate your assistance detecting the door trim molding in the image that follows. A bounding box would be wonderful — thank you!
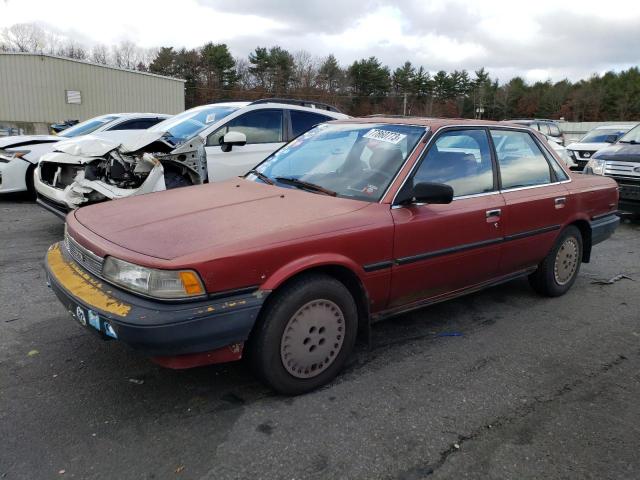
[362,224,561,271]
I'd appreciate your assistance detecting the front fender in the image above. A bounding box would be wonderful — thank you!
[260,253,365,291]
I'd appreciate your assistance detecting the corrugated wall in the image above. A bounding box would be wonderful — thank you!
[0,53,185,124]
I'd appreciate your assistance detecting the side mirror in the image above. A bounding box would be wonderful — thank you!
[604,134,618,143]
[395,181,454,205]
[220,131,247,152]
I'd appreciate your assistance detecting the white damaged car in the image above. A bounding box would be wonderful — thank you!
[0,113,168,197]
[34,99,347,217]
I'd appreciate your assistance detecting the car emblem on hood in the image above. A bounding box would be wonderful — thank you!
[583,152,591,158]
[634,166,640,173]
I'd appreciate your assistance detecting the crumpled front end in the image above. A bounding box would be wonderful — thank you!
[35,150,167,214]
[34,133,205,215]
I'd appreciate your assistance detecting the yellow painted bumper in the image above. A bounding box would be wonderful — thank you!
[46,242,131,317]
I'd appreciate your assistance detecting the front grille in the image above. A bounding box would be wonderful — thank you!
[64,233,104,278]
[618,183,640,202]
[605,161,640,179]
[40,162,84,189]
[578,150,595,159]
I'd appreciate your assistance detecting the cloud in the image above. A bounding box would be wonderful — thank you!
[2,0,639,82]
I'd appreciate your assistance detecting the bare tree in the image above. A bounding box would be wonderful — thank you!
[91,44,110,65]
[1,23,46,52]
[60,40,87,60]
[292,50,318,90]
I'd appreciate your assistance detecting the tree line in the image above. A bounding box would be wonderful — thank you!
[3,22,640,121]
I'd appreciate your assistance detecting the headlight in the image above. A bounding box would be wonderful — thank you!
[102,256,205,299]
[566,149,576,159]
[584,158,606,175]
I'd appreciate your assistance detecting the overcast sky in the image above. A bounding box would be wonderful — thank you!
[2,0,639,83]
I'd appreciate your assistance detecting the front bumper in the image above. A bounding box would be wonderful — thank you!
[617,182,640,215]
[34,165,73,217]
[44,242,267,357]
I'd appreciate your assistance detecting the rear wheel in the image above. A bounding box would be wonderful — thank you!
[529,225,582,297]
[247,273,358,395]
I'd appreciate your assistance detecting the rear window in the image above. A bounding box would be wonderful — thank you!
[291,110,333,138]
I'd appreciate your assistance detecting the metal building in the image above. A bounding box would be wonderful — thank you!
[0,52,185,135]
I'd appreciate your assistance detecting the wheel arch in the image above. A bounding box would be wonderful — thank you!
[567,217,592,263]
[259,258,371,343]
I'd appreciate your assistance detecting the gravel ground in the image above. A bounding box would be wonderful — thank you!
[1,196,639,480]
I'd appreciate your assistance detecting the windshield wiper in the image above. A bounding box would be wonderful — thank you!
[275,177,337,196]
[247,169,274,185]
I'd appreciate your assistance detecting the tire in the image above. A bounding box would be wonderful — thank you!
[163,170,192,189]
[25,164,36,199]
[528,225,583,297]
[247,273,358,395]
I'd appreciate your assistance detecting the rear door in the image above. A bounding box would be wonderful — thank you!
[204,109,285,182]
[388,127,505,309]
[490,128,570,275]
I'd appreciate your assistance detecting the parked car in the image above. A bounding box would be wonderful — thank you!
[566,124,636,170]
[35,99,348,217]
[44,118,619,394]
[509,119,564,145]
[584,123,640,215]
[50,120,79,134]
[0,113,168,197]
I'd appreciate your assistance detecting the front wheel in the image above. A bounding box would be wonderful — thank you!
[247,273,358,395]
[529,225,583,297]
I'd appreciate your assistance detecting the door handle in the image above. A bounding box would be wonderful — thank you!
[486,209,501,218]
[555,197,566,209]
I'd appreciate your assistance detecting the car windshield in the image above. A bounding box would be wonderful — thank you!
[58,115,120,137]
[248,123,426,202]
[148,105,239,144]
[580,128,628,143]
[618,125,640,144]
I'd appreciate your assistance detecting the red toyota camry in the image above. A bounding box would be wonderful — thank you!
[45,118,619,394]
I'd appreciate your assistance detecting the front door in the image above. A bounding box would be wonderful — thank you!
[204,109,285,182]
[389,128,505,309]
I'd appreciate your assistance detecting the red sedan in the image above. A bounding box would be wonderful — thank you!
[45,118,620,394]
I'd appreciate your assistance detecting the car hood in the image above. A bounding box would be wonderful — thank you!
[0,135,61,149]
[54,131,168,157]
[566,142,609,151]
[73,180,372,261]
[592,143,640,163]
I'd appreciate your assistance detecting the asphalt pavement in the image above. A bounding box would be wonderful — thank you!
[1,195,639,480]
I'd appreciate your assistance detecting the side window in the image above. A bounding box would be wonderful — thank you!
[413,129,495,197]
[207,109,283,146]
[108,118,162,130]
[549,124,561,136]
[490,130,552,189]
[290,111,332,138]
[537,123,550,135]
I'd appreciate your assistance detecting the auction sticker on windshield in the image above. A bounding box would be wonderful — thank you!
[363,129,407,144]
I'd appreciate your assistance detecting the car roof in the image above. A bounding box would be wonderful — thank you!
[187,101,345,117]
[110,113,172,119]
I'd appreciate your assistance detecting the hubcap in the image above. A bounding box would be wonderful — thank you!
[554,237,579,285]
[280,299,345,379]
